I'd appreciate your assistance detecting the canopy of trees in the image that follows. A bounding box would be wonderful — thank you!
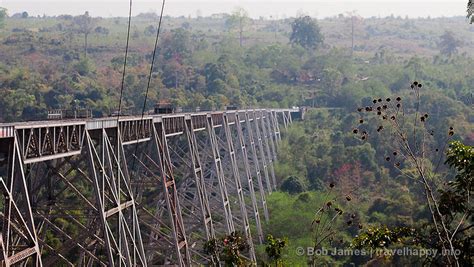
[290,16,324,50]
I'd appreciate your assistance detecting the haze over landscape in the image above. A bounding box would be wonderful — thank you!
[2,0,470,19]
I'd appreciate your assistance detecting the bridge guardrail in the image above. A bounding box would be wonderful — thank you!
[0,126,14,138]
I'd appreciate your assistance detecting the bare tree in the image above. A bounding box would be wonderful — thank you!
[354,82,470,266]
[225,7,250,47]
[73,11,96,58]
[345,10,363,56]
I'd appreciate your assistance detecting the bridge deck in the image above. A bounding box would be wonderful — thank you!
[0,108,301,164]
[0,108,299,137]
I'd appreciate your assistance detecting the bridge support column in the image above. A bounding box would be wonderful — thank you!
[235,113,264,244]
[271,111,282,143]
[280,111,289,130]
[264,111,278,162]
[184,116,216,242]
[244,112,269,222]
[206,115,235,234]
[222,114,256,262]
[0,136,42,267]
[252,111,273,194]
[259,111,277,191]
[84,129,147,267]
[150,123,190,267]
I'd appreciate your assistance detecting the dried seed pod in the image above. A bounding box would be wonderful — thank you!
[386,98,391,102]
[385,157,391,161]
[353,129,359,134]
[396,97,401,101]
[329,182,335,188]
[359,119,364,124]
[346,196,352,201]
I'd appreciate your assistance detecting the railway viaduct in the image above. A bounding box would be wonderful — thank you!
[0,108,303,266]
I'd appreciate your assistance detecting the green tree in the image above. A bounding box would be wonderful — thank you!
[265,234,287,266]
[281,176,306,194]
[144,25,156,36]
[468,0,473,23]
[438,31,461,57]
[290,16,324,50]
[0,89,35,121]
[74,57,95,76]
[161,28,191,60]
[438,141,473,265]
[94,26,109,36]
[204,232,250,266]
[0,7,7,29]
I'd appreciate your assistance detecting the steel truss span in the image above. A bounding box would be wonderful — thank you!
[0,108,302,266]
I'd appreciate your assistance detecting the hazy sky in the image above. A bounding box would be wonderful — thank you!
[0,0,470,19]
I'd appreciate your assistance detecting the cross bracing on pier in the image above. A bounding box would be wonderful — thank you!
[0,108,303,266]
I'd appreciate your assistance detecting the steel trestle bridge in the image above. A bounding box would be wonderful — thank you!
[0,108,303,266]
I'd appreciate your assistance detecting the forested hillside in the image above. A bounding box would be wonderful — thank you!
[0,11,472,121]
[0,6,473,266]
